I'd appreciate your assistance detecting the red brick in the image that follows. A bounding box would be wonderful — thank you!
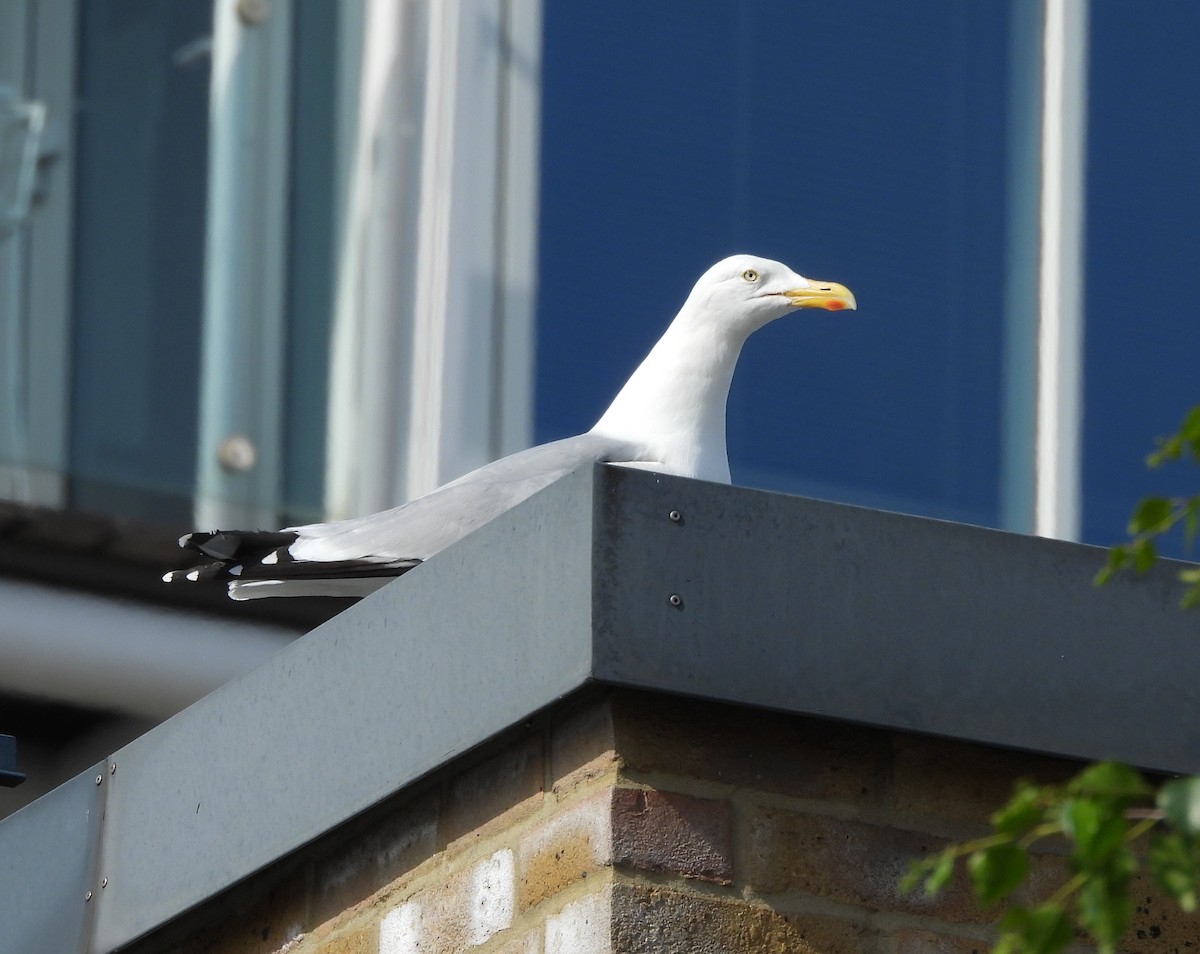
[609,881,870,954]
[611,788,733,885]
[748,808,984,922]
[612,691,883,804]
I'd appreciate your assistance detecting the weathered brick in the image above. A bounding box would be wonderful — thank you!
[612,691,883,804]
[312,790,439,925]
[488,927,541,954]
[518,788,613,910]
[609,881,869,954]
[551,698,619,796]
[310,922,376,954]
[379,848,516,953]
[611,788,733,885]
[162,865,310,954]
[1121,874,1200,954]
[442,736,544,855]
[748,808,983,922]
[545,888,613,954]
[891,735,1077,828]
[891,928,990,954]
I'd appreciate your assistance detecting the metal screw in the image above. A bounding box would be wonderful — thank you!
[109,762,116,775]
[101,877,108,889]
[217,434,257,472]
[668,593,683,608]
[94,774,102,785]
[668,510,682,522]
[84,890,92,902]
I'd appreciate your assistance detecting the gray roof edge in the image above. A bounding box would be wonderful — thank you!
[2,463,1197,952]
[590,465,1200,774]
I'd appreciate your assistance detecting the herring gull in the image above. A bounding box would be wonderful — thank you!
[165,254,855,599]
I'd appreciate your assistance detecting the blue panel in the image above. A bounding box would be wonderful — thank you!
[69,1,211,522]
[536,0,1029,526]
[1080,2,1200,556]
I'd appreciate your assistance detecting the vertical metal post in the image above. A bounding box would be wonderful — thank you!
[1035,0,1088,539]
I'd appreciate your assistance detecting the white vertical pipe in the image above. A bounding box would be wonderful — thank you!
[1036,0,1088,539]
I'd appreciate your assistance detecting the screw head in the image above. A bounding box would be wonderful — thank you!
[109,762,116,775]
[94,774,102,785]
[84,890,92,902]
[217,434,257,472]
[668,593,683,608]
[236,0,270,25]
[668,510,682,522]
[101,877,108,888]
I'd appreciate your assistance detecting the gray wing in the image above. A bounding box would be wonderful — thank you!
[286,432,640,564]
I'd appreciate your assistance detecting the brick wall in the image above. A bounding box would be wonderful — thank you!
[137,690,1196,954]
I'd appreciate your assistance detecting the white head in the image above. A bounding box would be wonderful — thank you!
[589,254,856,482]
[682,254,857,338]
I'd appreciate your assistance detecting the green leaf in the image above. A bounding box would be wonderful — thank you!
[968,841,1029,905]
[1148,832,1200,912]
[1094,545,1130,587]
[1179,406,1200,449]
[1077,868,1134,953]
[1129,497,1173,535]
[1132,537,1158,574]
[1068,762,1150,802]
[924,847,956,897]
[900,848,956,897]
[1059,799,1128,868]
[991,781,1048,834]
[1159,777,1200,836]
[997,903,1074,954]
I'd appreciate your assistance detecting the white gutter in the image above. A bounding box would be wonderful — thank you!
[0,579,296,720]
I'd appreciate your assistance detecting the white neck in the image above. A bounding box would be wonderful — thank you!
[589,306,751,483]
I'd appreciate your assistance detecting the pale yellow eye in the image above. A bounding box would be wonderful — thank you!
[741,268,759,283]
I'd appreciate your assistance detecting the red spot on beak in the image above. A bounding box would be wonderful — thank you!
[826,301,845,311]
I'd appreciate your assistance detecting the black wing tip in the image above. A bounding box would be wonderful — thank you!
[165,526,424,593]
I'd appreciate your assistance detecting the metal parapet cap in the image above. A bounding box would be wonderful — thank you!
[2,464,1198,953]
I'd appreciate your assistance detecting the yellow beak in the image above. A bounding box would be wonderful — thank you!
[782,280,857,311]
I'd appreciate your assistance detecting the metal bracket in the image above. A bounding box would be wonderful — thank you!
[0,86,46,242]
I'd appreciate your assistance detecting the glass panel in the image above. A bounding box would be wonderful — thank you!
[281,0,338,525]
[69,0,211,522]
[536,0,1037,527]
[1080,1,1200,556]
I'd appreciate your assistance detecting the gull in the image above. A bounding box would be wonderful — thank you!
[165,254,855,599]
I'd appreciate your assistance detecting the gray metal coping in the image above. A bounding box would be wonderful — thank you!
[2,463,1198,953]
